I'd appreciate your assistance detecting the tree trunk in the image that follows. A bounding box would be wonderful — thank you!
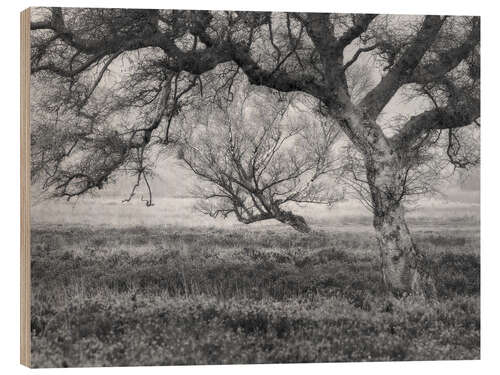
[276,210,311,233]
[373,203,423,295]
[329,95,436,297]
[368,170,436,298]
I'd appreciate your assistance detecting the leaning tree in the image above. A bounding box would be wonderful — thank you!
[30,8,480,295]
[176,80,342,233]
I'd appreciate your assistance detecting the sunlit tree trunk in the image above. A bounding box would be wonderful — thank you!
[365,154,435,297]
[373,197,423,294]
[337,100,436,296]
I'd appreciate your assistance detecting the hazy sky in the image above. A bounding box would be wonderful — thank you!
[66,156,477,205]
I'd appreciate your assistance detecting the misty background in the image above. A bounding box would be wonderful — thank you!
[31,156,479,229]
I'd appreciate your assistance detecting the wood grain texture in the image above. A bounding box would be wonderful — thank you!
[20,7,31,368]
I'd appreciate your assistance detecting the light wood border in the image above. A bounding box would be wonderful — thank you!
[20,7,31,368]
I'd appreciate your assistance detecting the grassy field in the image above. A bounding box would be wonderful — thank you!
[31,196,480,230]
[30,198,480,367]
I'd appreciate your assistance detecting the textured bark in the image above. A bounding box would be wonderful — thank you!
[367,158,436,297]
[373,203,423,295]
[276,210,311,233]
[331,96,437,297]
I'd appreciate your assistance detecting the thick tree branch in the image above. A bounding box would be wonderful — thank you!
[230,44,326,99]
[360,15,445,119]
[32,8,325,101]
[393,98,480,146]
[336,14,378,49]
[411,17,480,84]
[303,13,333,52]
[31,20,53,30]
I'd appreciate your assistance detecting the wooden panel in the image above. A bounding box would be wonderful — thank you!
[20,7,31,368]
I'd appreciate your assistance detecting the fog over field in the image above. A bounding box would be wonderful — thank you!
[32,159,479,230]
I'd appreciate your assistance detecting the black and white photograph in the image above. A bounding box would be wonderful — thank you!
[21,4,481,368]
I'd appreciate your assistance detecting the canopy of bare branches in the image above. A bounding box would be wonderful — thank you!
[31,8,479,208]
[175,81,342,231]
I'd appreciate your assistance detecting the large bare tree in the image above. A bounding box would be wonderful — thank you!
[30,8,480,296]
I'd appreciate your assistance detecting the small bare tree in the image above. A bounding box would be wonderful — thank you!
[176,85,342,233]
